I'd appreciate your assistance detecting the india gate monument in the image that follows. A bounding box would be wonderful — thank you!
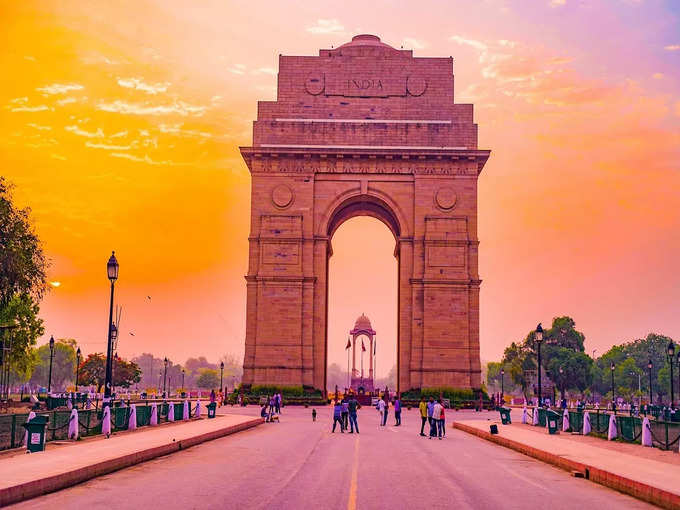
[240,35,490,394]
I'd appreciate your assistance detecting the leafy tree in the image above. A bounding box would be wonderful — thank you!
[0,293,44,377]
[545,316,585,352]
[196,368,220,389]
[0,177,48,308]
[77,353,141,392]
[546,348,592,398]
[29,338,77,390]
[0,178,48,378]
[502,341,535,401]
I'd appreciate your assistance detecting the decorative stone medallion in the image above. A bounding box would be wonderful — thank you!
[272,185,294,208]
[435,187,457,211]
[406,75,427,96]
[305,72,325,95]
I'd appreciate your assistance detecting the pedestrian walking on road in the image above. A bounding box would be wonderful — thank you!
[332,400,344,433]
[382,396,389,426]
[394,396,402,426]
[427,397,435,431]
[210,389,216,404]
[348,395,359,433]
[432,399,443,439]
[341,398,349,430]
[419,397,428,436]
[312,408,317,422]
[440,404,446,438]
[276,393,282,413]
[377,398,386,427]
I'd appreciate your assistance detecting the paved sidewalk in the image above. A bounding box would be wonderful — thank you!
[0,414,263,506]
[454,417,680,509]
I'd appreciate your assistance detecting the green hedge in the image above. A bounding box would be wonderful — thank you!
[249,385,304,397]
[401,387,488,401]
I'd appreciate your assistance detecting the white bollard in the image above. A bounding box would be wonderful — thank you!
[68,409,79,440]
[195,400,201,418]
[150,402,158,426]
[102,406,111,437]
[183,399,189,421]
[521,406,528,424]
[607,414,617,440]
[168,402,175,422]
[583,411,591,435]
[128,404,137,430]
[532,406,539,426]
[562,409,570,432]
[23,411,36,446]
[642,417,652,447]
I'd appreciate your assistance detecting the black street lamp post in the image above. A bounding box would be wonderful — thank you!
[104,251,119,408]
[668,342,675,408]
[559,366,564,400]
[220,361,224,393]
[48,336,55,393]
[500,368,505,403]
[75,347,81,392]
[648,359,653,405]
[181,368,185,391]
[610,362,615,406]
[534,324,544,406]
[677,352,680,409]
[163,357,168,396]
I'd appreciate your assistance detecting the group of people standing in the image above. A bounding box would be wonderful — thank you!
[418,397,446,439]
[331,395,360,433]
[376,395,402,426]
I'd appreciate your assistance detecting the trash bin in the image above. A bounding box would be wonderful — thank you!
[546,410,560,435]
[207,402,217,419]
[499,407,511,425]
[22,414,49,453]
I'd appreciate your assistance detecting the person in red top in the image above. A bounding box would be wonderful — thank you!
[440,405,446,438]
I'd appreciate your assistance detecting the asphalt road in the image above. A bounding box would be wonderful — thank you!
[10,406,654,510]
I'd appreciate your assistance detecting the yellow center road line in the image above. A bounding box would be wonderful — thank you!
[347,436,360,510]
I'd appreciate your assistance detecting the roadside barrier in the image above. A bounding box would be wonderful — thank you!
[0,400,205,451]
[528,407,680,450]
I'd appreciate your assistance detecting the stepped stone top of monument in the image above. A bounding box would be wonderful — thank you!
[351,314,376,335]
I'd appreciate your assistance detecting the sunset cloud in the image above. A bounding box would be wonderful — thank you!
[401,37,426,49]
[306,19,344,34]
[36,83,84,95]
[109,152,188,166]
[96,100,206,116]
[664,44,680,51]
[117,77,169,95]
[65,125,105,138]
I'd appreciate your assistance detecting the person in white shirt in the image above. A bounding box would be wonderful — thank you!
[431,400,443,439]
[377,399,386,427]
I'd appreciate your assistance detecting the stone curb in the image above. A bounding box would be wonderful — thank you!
[453,421,680,510]
[0,417,264,507]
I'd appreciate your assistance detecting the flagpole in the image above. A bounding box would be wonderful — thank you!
[347,342,350,388]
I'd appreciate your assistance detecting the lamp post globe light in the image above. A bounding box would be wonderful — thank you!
[534,323,543,406]
[163,357,168,396]
[668,341,675,408]
[220,361,224,394]
[104,251,119,409]
[48,335,55,393]
[648,359,653,405]
[75,347,81,392]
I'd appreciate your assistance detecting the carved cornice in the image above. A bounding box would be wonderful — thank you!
[240,146,490,176]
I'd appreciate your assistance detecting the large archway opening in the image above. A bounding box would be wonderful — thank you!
[326,216,398,394]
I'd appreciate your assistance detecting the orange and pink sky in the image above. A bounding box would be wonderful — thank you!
[1,1,679,376]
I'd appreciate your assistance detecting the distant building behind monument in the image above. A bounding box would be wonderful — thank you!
[240,35,490,394]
